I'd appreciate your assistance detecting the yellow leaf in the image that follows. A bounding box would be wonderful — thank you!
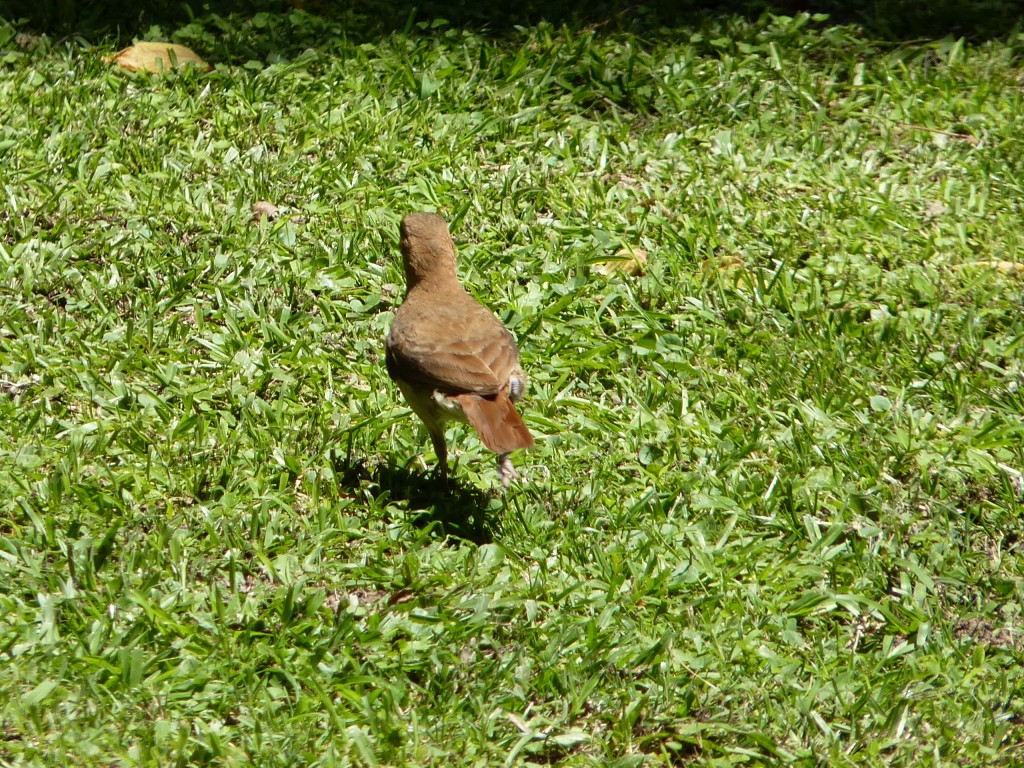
[701,253,745,277]
[956,260,1024,275]
[594,247,648,276]
[103,42,210,74]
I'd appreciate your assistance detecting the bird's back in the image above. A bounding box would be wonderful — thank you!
[386,286,522,397]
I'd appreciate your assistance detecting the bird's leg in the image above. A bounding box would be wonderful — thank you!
[429,429,449,488]
[497,452,518,488]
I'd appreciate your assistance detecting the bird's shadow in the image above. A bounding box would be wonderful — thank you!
[334,455,501,544]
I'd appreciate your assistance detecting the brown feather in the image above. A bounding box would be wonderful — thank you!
[387,289,519,395]
[454,392,535,454]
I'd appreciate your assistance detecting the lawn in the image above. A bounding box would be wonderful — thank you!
[1,3,1023,765]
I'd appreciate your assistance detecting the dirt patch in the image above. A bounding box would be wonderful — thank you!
[953,618,1023,651]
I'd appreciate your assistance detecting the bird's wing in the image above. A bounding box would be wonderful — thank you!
[386,294,521,396]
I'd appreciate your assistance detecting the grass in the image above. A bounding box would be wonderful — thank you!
[1,4,1024,766]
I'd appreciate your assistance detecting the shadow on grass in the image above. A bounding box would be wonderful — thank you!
[335,456,500,545]
[3,0,1021,42]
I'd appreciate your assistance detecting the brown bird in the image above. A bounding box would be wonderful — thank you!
[385,212,534,487]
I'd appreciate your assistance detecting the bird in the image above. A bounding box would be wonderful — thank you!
[385,212,534,487]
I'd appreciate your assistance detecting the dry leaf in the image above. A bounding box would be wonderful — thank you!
[924,200,948,220]
[701,253,745,277]
[386,589,415,606]
[103,42,211,74]
[14,33,42,49]
[251,201,280,222]
[594,247,648,276]
[955,260,1024,275]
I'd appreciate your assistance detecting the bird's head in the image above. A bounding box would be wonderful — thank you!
[399,212,458,290]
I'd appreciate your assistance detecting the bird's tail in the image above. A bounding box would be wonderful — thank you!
[455,391,535,454]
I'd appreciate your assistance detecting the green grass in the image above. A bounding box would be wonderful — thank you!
[2,6,1024,766]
